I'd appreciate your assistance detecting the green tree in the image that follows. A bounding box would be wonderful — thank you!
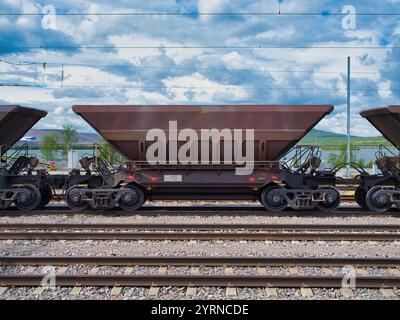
[61,124,78,158]
[328,144,373,168]
[99,139,126,165]
[40,134,59,161]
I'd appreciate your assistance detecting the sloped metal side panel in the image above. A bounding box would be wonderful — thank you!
[360,105,400,148]
[73,105,333,162]
[0,105,47,156]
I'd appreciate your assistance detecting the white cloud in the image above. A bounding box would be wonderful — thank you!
[318,111,380,137]
[378,80,393,98]
[53,106,64,115]
[162,72,248,102]
[220,51,258,69]
[198,0,229,21]
[260,27,297,40]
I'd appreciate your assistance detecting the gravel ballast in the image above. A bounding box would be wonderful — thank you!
[1,202,400,300]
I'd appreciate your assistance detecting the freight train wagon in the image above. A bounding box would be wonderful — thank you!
[69,105,339,212]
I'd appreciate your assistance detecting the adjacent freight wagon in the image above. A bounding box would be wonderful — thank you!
[358,106,400,212]
[0,105,51,210]
[0,105,47,157]
[0,105,104,211]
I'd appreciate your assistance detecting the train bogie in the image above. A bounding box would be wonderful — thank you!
[65,185,146,212]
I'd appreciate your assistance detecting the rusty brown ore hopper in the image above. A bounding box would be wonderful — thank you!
[73,105,333,162]
[0,105,47,156]
[360,105,400,149]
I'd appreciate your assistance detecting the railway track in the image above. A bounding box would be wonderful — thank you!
[1,223,399,231]
[0,274,398,288]
[1,222,399,241]
[0,202,399,296]
[1,255,400,267]
[0,256,399,289]
[2,219,400,254]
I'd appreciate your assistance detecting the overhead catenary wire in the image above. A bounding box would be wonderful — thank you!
[0,8,397,102]
[0,83,397,92]
[0,59,398,92]
[1,8,399,50]
[1,59,399,76]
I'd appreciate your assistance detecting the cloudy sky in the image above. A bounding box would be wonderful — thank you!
[0,0,399,136]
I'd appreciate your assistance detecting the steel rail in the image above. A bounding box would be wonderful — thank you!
[0,274,399,288]
[1,256,400,267]
[0,231,399,241]
[341,195,355,200]
[0,223,399,231]
[0,206,389,213]
[0,207,399,217]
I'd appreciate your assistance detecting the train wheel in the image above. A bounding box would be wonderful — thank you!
[39,186,53,208]
[260,185,287,212]
[118,185,145,212]
[316,187,341,213]
[366,186,392,212]
[66,187,89,211]
[15,184,41,211]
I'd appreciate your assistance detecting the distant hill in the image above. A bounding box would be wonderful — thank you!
[15,129,100,147]
[14,128,388,148]
[300,129,388,145]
